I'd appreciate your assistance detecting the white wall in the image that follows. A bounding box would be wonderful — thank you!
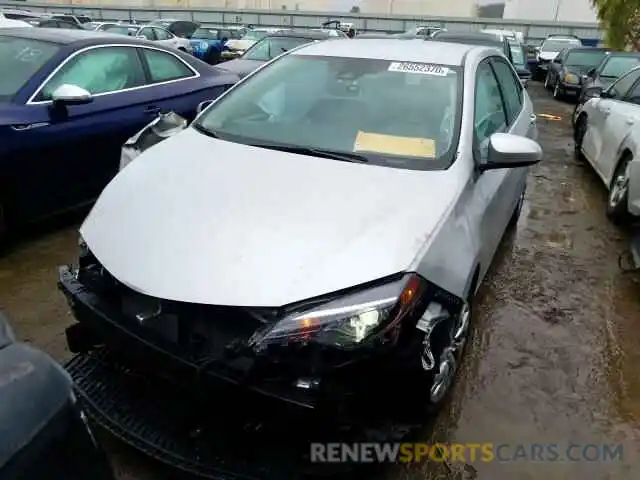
[503,0,598,23]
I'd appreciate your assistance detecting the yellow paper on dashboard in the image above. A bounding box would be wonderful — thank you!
[353,131,436,158]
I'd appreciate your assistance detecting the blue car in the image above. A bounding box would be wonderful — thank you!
[0,28,237,241]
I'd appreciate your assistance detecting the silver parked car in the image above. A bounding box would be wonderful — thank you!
[59,39,542,421]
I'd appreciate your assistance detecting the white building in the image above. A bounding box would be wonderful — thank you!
[360,0,476,16]
[503,0,598,23]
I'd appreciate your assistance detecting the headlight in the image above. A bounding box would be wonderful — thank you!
[564,73,579,84]
[250,273,428,350]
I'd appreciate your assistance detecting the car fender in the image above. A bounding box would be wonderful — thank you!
[616,127,640,215]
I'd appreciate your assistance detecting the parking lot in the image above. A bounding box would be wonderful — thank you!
[1,81,639,479]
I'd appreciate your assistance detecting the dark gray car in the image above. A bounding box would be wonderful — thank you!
[219,30,336,79]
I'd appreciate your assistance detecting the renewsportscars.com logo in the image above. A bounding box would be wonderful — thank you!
[309,443,624,464]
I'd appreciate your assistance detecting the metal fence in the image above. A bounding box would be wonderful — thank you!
[0,1,603,43]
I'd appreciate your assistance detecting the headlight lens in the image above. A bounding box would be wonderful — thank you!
[250,273,427,350]
[564,72,579,84]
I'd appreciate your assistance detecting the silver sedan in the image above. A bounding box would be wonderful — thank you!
[61,38,542,416]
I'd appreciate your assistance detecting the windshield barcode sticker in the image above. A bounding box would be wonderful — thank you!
[388,62,449,76]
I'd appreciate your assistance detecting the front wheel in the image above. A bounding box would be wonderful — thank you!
[607,155,633,224]
[553,79,564,99]
[544,72,551,89]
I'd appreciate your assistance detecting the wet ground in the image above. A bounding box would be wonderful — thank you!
[1,82,639,479]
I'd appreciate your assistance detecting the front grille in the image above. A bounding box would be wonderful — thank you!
[77,258,273,367]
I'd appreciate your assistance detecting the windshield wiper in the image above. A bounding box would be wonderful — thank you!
[249,143,369,163]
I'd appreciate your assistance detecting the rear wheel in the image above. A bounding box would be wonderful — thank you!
[606,155,633,224]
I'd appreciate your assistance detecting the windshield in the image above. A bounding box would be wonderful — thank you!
[0,36,59,101]
[565,50,608,67]
[542,39,580,52]
[104,25,136,36]
[244,36,313,61]
[193,28,217,39]
[194,55,461,170]
[242,30,269,41]
[509,42,525,65]
[601,55,640,78]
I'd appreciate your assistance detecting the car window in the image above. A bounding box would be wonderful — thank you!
[141,48,195,83]
[36,47,146,101]
[608,68,640,99]
[194,55,462,171]
[139,27,155,41]
[153,28,172,40]
[624,79,640,105]
[0,36,60,101]
[193,28,218,39]
[491,58,522,125]
[243,37,312,61]
[474,60,507,160]
[600,56,640,78]
[542,39,581,52]
[565,49,609,68]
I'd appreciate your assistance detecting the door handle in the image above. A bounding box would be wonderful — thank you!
[144,106,161,115]
[10,122,49,131]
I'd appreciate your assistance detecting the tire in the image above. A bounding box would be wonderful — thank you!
[606,155,633,225]
[411,288,474,411]
[544,72,551,90]
[204,45,221,65]
[553,79,564,99]
[574,114,587,155]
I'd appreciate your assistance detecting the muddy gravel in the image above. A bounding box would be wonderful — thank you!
[1,82,639,480]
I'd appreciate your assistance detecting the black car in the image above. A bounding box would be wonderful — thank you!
[0,313,115,480]
[579,51,640,102]
[543,46,610,99]
[220,30,338,79]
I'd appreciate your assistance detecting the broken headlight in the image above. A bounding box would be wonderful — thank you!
[250,273,427,350]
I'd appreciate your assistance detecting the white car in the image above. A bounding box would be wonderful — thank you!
[575,66,640,223]
[535,35,582,79]
[0,12,32,29]
[103,24,193,54]
[60,38,541,421]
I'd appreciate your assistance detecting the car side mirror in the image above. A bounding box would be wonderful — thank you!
[51,84,93,106]
[584,85,604,99]
[196,100,213,115]
[480,133,542,172]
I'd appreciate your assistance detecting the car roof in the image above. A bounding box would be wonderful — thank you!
[565,47,610,52]
[436,32,501,42]
[0,27,152,45]
[268,29,339,40]
[293,38,475,66]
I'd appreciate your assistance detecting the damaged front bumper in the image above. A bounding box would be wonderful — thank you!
[57,265,421,418]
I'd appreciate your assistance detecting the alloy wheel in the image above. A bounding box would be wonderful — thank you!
[609,163,631,209]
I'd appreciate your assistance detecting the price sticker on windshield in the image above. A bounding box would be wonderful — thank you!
[388,62,450,76]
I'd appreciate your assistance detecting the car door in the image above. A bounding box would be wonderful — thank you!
[152,27,178,50]
[138,46,211,121]
[596,77,640,183]
[582,68,640,173]
[472,58,513,270]
[18,45,155,217]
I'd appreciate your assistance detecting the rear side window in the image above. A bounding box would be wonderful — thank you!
[609,68,640,99]
[141,48,195,83]
[491,57,523,125]
[153,28,172,41]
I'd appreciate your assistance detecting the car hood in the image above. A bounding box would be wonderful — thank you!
[226,38,255,51]
[539,51,559,61]
[218,58,265,78]
[81,128,462,307]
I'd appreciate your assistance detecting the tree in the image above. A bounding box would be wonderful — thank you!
[591,0,640,50]
[350,6,361,13]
